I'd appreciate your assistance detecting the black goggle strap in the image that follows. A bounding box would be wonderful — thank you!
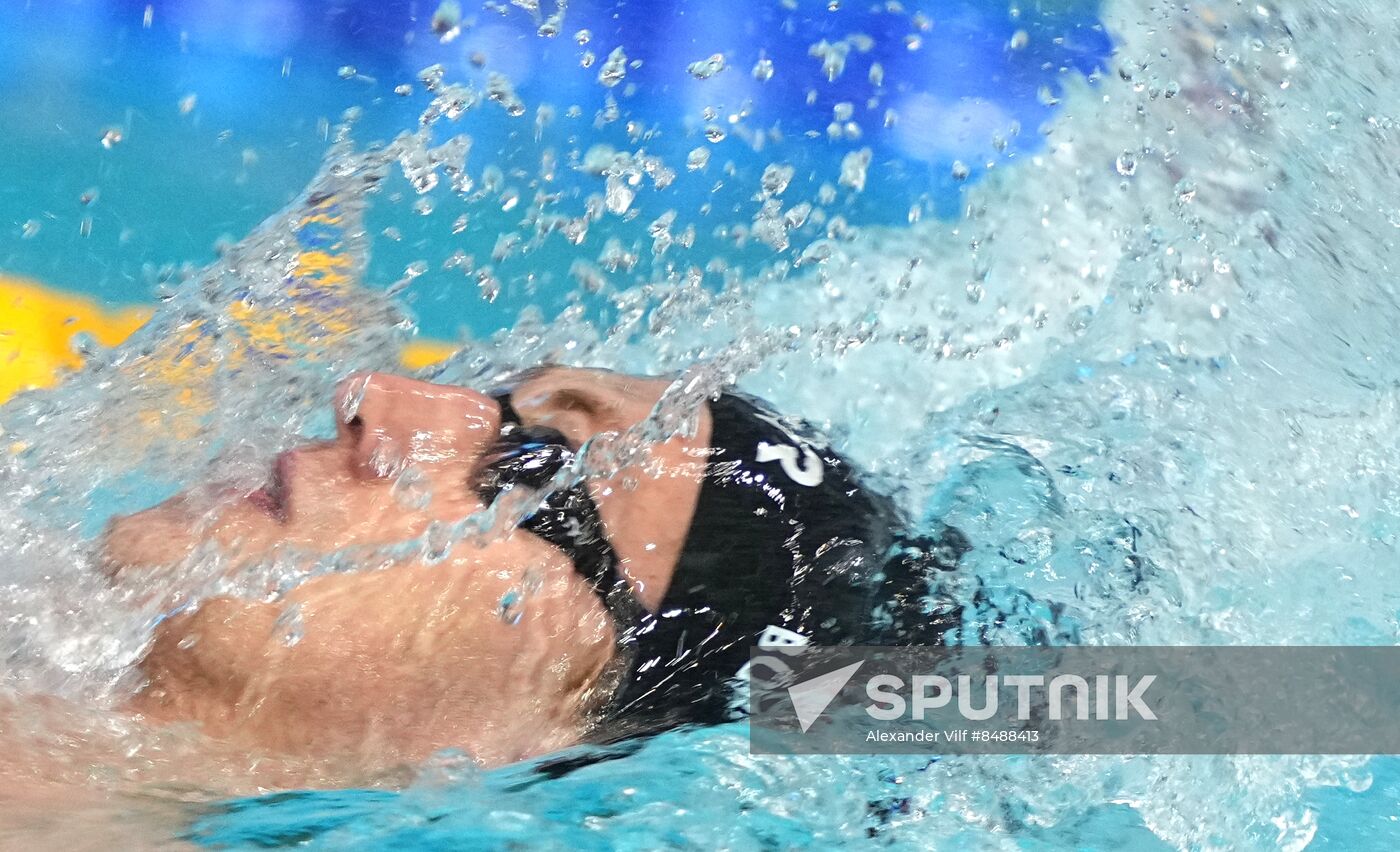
[483,394,647,635]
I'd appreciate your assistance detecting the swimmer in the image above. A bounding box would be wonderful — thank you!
[101,368,971,768]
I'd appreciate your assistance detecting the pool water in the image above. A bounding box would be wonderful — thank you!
[3,0,1400,849]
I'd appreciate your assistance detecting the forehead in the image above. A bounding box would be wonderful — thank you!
[507,367,661,408]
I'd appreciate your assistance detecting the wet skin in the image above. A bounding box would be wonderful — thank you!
[101,368,711,767]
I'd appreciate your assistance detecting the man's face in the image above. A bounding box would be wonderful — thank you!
[101,368,710,607]
[95,368,711,765]
[102,372,506,572]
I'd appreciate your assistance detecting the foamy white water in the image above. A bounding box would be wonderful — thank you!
[0,0,1397,847]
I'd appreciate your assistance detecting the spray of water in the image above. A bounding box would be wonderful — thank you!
[1,0,1399,846]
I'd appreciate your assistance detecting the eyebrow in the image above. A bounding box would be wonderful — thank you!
[486,364,554,393]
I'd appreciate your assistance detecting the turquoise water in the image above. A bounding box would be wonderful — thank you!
[0,0,1104,338]
[3,0,1400,849]
[181,753,1400,849]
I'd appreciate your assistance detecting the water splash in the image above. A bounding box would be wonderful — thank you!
[1,0,1399,846]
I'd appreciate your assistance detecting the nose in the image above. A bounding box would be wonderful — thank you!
[333,372,501,480]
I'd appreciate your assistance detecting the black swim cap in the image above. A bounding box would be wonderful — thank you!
[605,391,967,733]
[476,387,967,738]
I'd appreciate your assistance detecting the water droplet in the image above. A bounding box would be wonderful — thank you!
[808,39,850,81]
[142,4,153,27]
[499,588,524,625]
[597,46,628,88]
[752,58,774,82]
[338,65,358,80]
[784,202,812,229]
[1009,29,1029,50]
[20,220,40,240]
[868,62,884,87]
[477,268,501,302]
[432,1,462,37]
[704,125,727,143]
[537,9,563,38]
[575,29,592,45]
[599,237,638,272]
[687,53,727,80]
[99,128,123,149]
[444,250,474,274]
[604,174,636,214]
[391,465,433,509]
[1115,151,1138,177]
[419,63,447,91]
[394,83,413,97]
[797,241,834,266]
[761,162,795,196]
[69,331,99,360]
[492,233,521,262]
[904,34,922,51]
[486,73,525,117]
[687,147,711,171]
[1037,85,1059,106]
[838,148,872,193]
[274,605,305,647]
[423,521,454,564]
[951,160,970,181]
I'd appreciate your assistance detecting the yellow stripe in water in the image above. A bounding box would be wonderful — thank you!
[0,276,150,402]
[0,274,455,404]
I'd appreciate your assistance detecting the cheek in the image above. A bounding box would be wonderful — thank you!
[102,497,288,579]
[280,475,471,553]
[208,504,286,557]
[100,503,203,576]
[103,470,482,577]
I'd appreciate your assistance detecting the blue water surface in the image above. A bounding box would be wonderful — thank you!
[0,0,1108,339]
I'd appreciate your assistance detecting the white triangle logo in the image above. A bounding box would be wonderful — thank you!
[788,661,865,733]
